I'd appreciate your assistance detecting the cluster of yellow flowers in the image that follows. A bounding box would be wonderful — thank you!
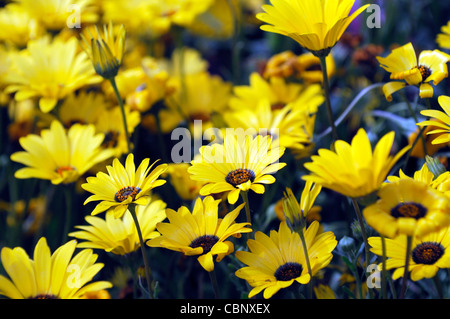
[2,0,450,301]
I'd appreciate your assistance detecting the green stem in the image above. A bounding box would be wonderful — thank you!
[319,56,338,142]
[109,77,132,154]
[129,204,154,298]
[350,198,373,299]
[240,191,253,240]
[380,234,387,299]
[298,227,313,299]
[399,235,413,299]
[208,269,221,299]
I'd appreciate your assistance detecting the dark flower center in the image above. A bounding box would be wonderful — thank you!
[30,294,58,299]
[102,130,120,148]
[418,65,432,81]
[390,202,427,219]
[189,235,219,254]
[114,186,141,202]
[274,262,303,281]
[225,169,255,187]
[412,242,445,265]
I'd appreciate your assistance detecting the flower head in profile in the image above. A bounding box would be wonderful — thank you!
[376,42,450,101]
[0,237,112,299]
[80,21,126,79]
[70,198,167,255]
[235,221,337,299]
[303,128,410,200]
[369,226,450,281]
[147,196,251,272]
[418,95,450,146]
[81,153,168,218]
[188,132,286,204]
[363,179,450,238]
[256,0,369,56]
[10,120,114,185]
[5,36,102,113]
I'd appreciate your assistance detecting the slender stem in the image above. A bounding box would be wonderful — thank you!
[208,269,221,299]
[399,235,413,299]
[129,204,153,298]
[240,191,253,240]
[350,197,373,299]
[109,77,132,154]
[62,184,74,244]
[298,227,313,299]
[319,56,338,142]
[380,234,387,299]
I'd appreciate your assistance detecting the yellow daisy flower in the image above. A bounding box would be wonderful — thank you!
[0,4,43,47]
[363,179,450,238]
[256,0,369,56]
[0,237,112,299]
[187,133,286,205]
[147,196,251,272]
[223,99,317,155]
[10,120,114,185]
[81,153,168,218]
[13,0,98,31]
[69,198,167,255]
[303,128,410,200]
[5,36,102,113]
[418,95,450,145]
[235,221,337,299]
[369,226,450,281]
[376,42,450,101]
[80,21,126,79]
[436,20,450,50]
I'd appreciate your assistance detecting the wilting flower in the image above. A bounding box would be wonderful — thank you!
[256,0,369,56]
[82,153,168,218]
[70,198,166,255]
[4,36,102,113]
[418,95,450,145]
[369,226,450,281]
[376,42,450,101]
[235,221,337,299]
[363,179,450,238]
[303,128,410,200]
[0,237,112,299]
[147,196,251,272]
[80,21,126,79]
[10,120,114,185]
[188,133,286,204]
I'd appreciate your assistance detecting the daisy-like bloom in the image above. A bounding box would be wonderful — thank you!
[223,99,317,156]
[69,198,166,255]
[147,196,252,272]
[235,221,337,299]
[12,0,98,31]
[263,51,336,84]
[363,179,450,238]
[160,71,232,133]
[303,128,410,200]
[80,21,126,80]
[407,120,447,158]
[0,4,43,47]
[256,0,369,56]
[187,133,286,205]
[81,153,168,218]
[229,72,324,113]
[0,237,112,299]
[436,20,450,50]
[376,42,450,101]
[417,95,450,145]
[10,120,114,185]
[166,162,206,201]
[4,36,102,113]
[369,226,450,281]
